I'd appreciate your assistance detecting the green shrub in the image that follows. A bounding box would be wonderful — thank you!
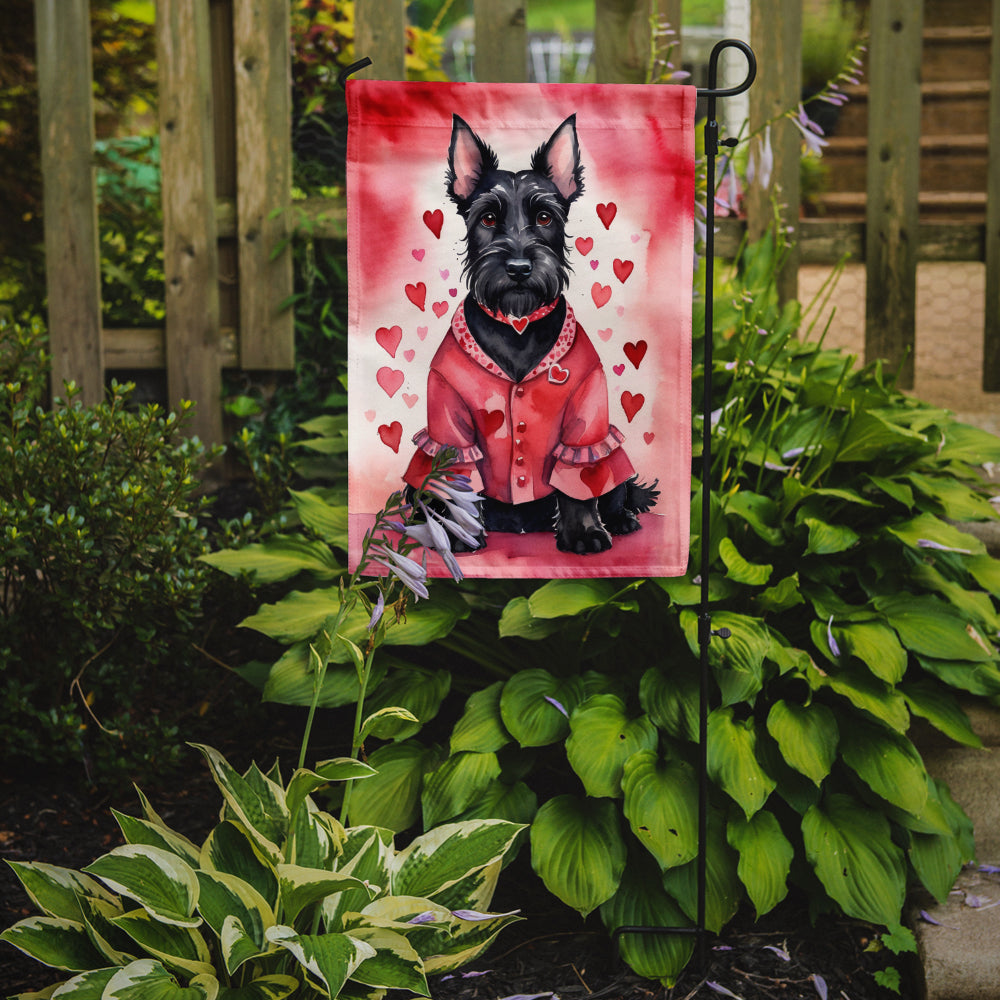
[0,316,220,783]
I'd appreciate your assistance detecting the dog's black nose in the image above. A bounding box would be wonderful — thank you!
[505,258,532,280]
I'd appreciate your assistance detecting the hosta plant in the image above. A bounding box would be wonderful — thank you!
[1,744,523,999]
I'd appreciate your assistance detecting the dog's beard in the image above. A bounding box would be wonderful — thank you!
[466,247,568,317]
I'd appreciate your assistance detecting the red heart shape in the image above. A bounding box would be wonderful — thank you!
[549,363,570,385]
[375,325,402,357]
[581,464,611,498]
[624,340,648,369]
[613,258,634,284]
[405,282,427,311]
[432,300,449,318]
[376,366,404,398]
[511,317,528,334]
[596,202,617,229]
[575,236,594,256]
[644,431,655,445]
[613,363,625,377]
[479,409,505,435]
[591,283,612,308]
[621,390,645,422]
[378,421,403,453]
[423,209,444,238]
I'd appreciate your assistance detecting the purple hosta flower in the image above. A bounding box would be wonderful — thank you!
[441,970,493,982]
[421,496,481,550]
[369,542,429,600]
[407,911,438,925]
[715,158,741,215]
[917,538,973,555]
[425,475,484,538]
[763,944,791,962]
[451,908,521,921]
[812,974,828,1000]
[979,864,1000,874]
[367,590,385,631]
[544,695,569,718]
[404,502,464,582]
[791,104,829,156]
[827,615,842,658]
[497,994,557,1000]
[707,983,742,999]
[919,909,958,929]
[746,124,774,191]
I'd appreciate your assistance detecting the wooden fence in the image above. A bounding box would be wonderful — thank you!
[33,0,1000,445]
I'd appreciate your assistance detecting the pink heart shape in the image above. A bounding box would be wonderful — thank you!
[598,327,613,342]
[439,268,450,280]
[375,325,402,358]
[405,282,427,311]
[417,325,429,340]
[616,305,626,317]
[631,233,641,243]
[432,300,449,318]
[449,287,458,297]
[590,259,599,271]
[402,392,419,408]
[376,366,404,398]
[613,364,625,376]
[596,202,617,229]
[591,283,612,308]
[404,349,416,362]
[364,409,376,422]
[644,431,655,445]
[423,209,444,238]
[575,236,594,255]
[412,248,425,261]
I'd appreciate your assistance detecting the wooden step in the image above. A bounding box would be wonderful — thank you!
[922,0,991,28]
[922,25,993,83]
[812,190,987,222]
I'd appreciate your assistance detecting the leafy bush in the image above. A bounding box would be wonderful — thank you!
[0,317,220,783]
[1,743,524,998]
[212,233,1000,984]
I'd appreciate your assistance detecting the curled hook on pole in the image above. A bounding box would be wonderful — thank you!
[338,57,373,89]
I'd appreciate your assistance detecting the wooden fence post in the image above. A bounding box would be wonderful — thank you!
[594,0,652,84]
[746,0,801,305]
[34,0,104,405]
[474,0,527,83]
[864,0,923,389]
[354,0,407,80]
[157,0,223,445]
[983,0,1000,390]
[233,0,294,370]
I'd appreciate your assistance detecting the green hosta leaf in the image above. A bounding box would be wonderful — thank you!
[530,795,626,917]
[0,916,107,971]
[599,853,694,987]
[359,706,421,742]
[288,489,348,546]
[901,680,982,748]
[424,906,522,975]
[40,966,117,998]
[755,573,804,614]
[886,512,985,556]
[453,779,538,827]
[639,664,699,742]
[200,822,278,910]
[393,820,524,901]
[527,579,620,617]
[346,926,428,994]
[497,596,564,639]
[362,667,451,740]
[621,751,699,871]
[835,410,927,463]
[112,812,201,868]
[808,660,910,732]
[566,695,658,798]
[322,829,393,931]
[661,810,741,933]
[285,759,376,822]
[261,643,387,709]
[450,682,511,754]
[911,562,1000,633]
[216,976,299,1000]
[195,871,273,974]
[967,553,1000,597]
[866,474,914,509]
[718,537,772,585]
[906,472,998,522]
[909,827,965,905]
[111,909,214,978]
[265,926,375,998]
[935,421,1000,464]
[916,655,1000,697]
[727,811,793,918]
[839,718,929,816]
[83,846,200,928]
[655,573,737,606]
[874,594,995,662]
[724,490,784,545]
[421,751,502,828]
[347,740,442,832]
[277,865,374,925]
[680,610,770,706]
[499,670,584,747]
[75,894,135,966]
[707,707,776,818]
[191,746,287,862]
[200,535,341,583]
[103,959,218,1000]
[802,517,859,556]
[802,793,906,926]
[835,621,907,684]
[765,701,838,786]
[5,862,118,922]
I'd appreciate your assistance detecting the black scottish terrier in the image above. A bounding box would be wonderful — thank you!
[411,113,657,555]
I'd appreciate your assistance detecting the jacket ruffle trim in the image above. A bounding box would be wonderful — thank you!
[412,427,484,464]
[551,425,626,465]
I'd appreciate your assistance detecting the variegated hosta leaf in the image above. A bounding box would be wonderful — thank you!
[706,707,776,819]
[285,760,375,823]
[214,975,299,1000]
[102,958,218,999]
[347,740,442,832]
[200,822,278,910]
[499,670,585,747]
[529,795,626,917]
[421,906,522,975]
[195,871,274,974]
[191,745,288,863]
[344,926,429,995]
[4,861,118,922]
[0,916,107,972]
[288,801,344,870]
[838,718,929,817]
[265,925,375,998]
[323,829,393,931]
[112,811,201,868]
[727,810,793,917]
[450,681,511,754]
[565,695,658,799]
[276,864,376,925]
[802,793,906,926]
[765,700,838,786]
[420,860,501,917]
[621,751,699,871]
[599,853,694,987]
[110,908,214,979]
[77,894,136,966]
[46,966,118,997]
[391,820,524,901]
[83,845,200,928]
[421,751,501,829]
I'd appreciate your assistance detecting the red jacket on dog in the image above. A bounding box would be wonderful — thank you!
[404,299,635,504]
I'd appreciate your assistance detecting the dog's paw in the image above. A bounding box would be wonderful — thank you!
[557,521,613,554]
[603,509,642,536]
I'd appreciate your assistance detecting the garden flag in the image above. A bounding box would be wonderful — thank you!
[347,80,696,578]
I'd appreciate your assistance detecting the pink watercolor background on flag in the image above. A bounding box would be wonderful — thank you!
[347,80,695,578]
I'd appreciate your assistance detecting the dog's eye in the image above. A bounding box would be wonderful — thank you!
[536,211,553,227]
[480,212,497,228]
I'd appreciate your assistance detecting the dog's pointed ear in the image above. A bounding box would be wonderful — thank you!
[447,115,498,207]
[532,114,584,203]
